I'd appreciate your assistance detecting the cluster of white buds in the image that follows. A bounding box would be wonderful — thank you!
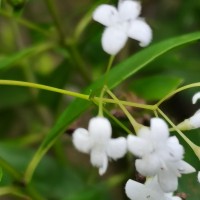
[126,118,195,199]
[72,117,195,199]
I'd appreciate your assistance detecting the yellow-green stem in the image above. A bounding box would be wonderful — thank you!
[156,82,200,106]
[98,56,115,116]
[0,10,50,37]
[0,157,22,181]
[0,80,155,109]
[106,88,142,133]
[98,86,106,116]
[44,0,65,41]
[157,108,200,160]
[0,186,30,200]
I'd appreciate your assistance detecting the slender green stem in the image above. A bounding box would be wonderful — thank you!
[26,184,46,200]
[0,157,22,181]
[0,10,50,37]
[154,110,159,117]
[157,108,200,160]
[0,80,155,110]
[103,108,132,135]
[156,82,200,106]
[24,150,42,184]
[68,43,91,82]
[74,0,107,40]
[0,186,30,200]
[106,87,142,133]
[43,0,65,41]
[104,55,115,85]
[98,86,106,116]
[0,80,89,99]
[98,56,115,116]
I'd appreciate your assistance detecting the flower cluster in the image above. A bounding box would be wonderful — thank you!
[73,117,127,175]
[93,0,152,55]
[72,117,195,199]
[71,1,198,199]
[126,118,195,199]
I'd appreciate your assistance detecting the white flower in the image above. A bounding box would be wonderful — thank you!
[93,0,152,55]
[72,117,127,175]
[188,109,200,129]
[125,177,182,200]
[127,118,195,192]
[177,92,200,130]
[192,92,200,104]
[198,171,200,183]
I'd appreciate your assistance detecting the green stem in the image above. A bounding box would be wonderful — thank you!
[74,0,107,40]
[98,56,115,116]
[157,108,200,160]
[98,86,106,116]
[106,87,142,133]
[104,55,115,85]
[68,43,91,82]
[26,184,46,200]
[156,82,200,107]
[103,108,132,135]
[43,0,65,41]
[0,186,30,200]
[0,80,155,110]
[0,10,50,37]
[0,157,22,181]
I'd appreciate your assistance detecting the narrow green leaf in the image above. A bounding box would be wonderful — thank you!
[25,31,200,182]
[130,75,183,101]
[0,168,3,182]
[0,43,53,70]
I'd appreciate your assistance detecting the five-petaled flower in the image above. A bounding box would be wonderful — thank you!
[93,0,152,55]
[127,118,195,192]
[125,176,182,200]
[72,117,127,175]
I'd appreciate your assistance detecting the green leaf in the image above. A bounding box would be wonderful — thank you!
[0,168,3,182]
[130,75,183,101]
[0,43,52,70]
[25,31,200,181]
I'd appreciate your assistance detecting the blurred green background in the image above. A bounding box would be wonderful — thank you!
[0,0,200,199]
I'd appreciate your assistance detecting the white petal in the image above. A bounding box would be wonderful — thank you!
[158,169,178,193]
[150,118,169,143]
[192,92,200,104]
[137,127,151,140]
[90,149,108,175]
[145,177,164,195]
[189,110,200,128]
[127,135,153,157]
[135,155,161,176]
[177,160,196,174]
[164,193,182,200]
[102,26,128,55]
[89,117,111,143]
[166,136,184,161]
[72,128,91,153]
[118,0,141,21]
[93,5,119,26]
[128,18,152,47]
[106,137,127,159]
[197,171,200,183]
[125,179,163,200]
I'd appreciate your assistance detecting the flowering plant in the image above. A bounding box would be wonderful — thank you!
[0,0,199,199]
